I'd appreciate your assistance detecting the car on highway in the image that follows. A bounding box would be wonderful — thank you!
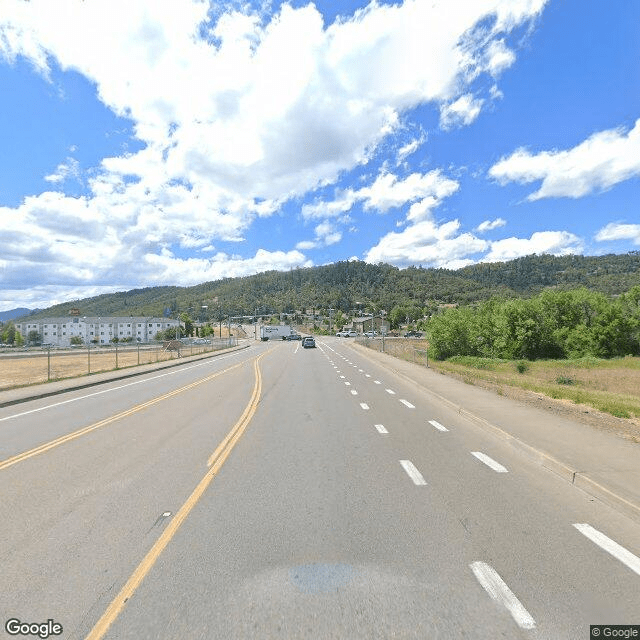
[287,333,302,340]
[302,336,316,348]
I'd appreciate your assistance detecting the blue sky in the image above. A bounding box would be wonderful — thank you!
[0,0,638,310]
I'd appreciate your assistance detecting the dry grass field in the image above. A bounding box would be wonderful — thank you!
[0,342,230,390]
[356,337,640,440]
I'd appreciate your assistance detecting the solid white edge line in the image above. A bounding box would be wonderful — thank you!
[399,460,427,485]
[470,561,536,630]
[399,399,415,408]
[0,349,244,423]
[359,403,369,410]
[471,451,508,473]
[428,420,448,432]
[385,389,396,395]
[573,524,640,576]
[374,424,388,434]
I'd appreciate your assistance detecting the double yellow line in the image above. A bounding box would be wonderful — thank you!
[0,362,244,472]
[85,351,268,640]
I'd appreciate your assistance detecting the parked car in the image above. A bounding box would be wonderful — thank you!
[335,330,347,337]
[404,330,423,338]
[302,337,316,348]
[345,330,357,337]
[363,331,378,337]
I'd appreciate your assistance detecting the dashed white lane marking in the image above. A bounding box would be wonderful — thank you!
[360,403,370,410]
[400,460,427,485]
[374,380,381,385]
[429,420,448,432]
[374,424,388,434]
[350,390,358,395]
[470,562,536,630]
[365,374,371,378]
[471,451,508,473]
[358,369,364,372]
[385,388,396,395]
[399,399,415,408]
[344,381,351,386]
[340,375,345,379]
[573,524,640,576]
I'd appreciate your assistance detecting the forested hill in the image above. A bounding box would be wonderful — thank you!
[18,252,640,321]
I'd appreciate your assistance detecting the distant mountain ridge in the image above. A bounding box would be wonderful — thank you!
[13,252,640,322]
[0,308,36,322]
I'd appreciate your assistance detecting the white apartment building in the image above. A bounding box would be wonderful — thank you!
[14,316,179,347]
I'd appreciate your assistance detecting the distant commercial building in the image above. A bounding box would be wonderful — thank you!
[352,315,390,334]
[14,316,179,347]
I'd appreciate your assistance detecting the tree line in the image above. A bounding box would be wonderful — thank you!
[16,252,640,323]
[428,286,640,360]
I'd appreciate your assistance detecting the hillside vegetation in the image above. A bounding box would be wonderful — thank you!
[16,252,640,321]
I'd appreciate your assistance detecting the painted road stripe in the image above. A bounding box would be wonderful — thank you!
[399,399,415,408]
[573,524,640,576]
[470,562,536,630]
[0,361,246,472]
[86,352,268,640]
[374,380,381,385]
[344,381,351,386]
[365,374,371,378]
[471,452,508,473]
[385,388,396,395]
[0,349,247,424]
[358,369,364,372]
[360,403,370,410]
[400,460,427,485]
[340,375,345,378]
[375,424,388,434]
[350,390,358,395]
[429,420,448,432]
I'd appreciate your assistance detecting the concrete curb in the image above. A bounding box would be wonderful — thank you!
[348,341,640,524]
[0,343,251,409]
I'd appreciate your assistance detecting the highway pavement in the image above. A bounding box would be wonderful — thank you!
[0,338,638,639]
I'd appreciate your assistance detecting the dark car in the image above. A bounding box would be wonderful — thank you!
[302,337,316,348]
[287,333,302,340]
[403,330,423,338]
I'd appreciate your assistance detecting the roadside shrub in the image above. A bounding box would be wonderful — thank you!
[516,360,528,374]
[556,375,575,385]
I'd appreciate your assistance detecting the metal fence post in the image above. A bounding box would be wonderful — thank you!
[137,343,140,365]
[115,345,118,369]
[88,344,91,374]
[47,346,51,381]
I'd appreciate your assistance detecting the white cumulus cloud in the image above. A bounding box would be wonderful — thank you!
[595,222,640,245]
[0,0,548,302]
[483,230,583,262]
[476,217,506,232]
[489,119,640,200]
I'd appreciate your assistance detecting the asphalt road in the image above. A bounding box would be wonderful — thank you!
[1,338,638,639]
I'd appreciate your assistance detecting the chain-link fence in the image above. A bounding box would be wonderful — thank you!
[0,338,238,390]
[354,336,430,367]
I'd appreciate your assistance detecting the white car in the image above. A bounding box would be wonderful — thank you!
[363,331,378,337]
[345,330,357,337]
